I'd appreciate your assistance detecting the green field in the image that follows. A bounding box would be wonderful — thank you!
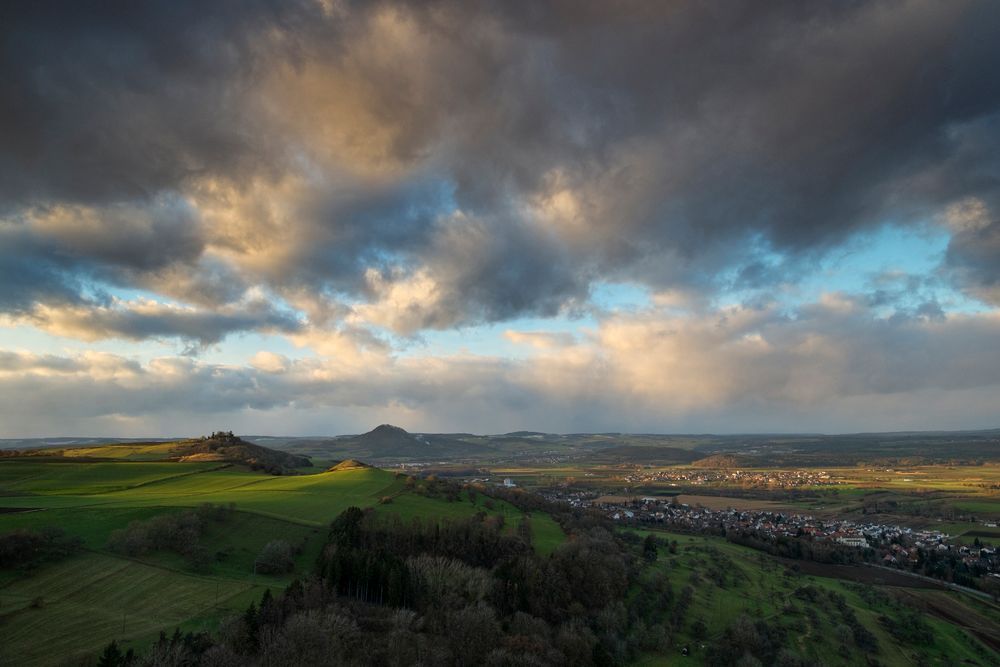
[0,552,266,666]
[626,529,1000,666]
[0,459,566,665]
[5,452,998,666]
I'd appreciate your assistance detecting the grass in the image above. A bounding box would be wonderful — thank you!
[0,461,223,496]
[0,552,270,667]
[931,521,1000,545]
[39,443,185,461]
[4,452,998,666]
[952,499,1000,516]
[1,463,404,525]
[527,513,564,556]
[0,506,179,549]
[0,458,567,666]
[627,528,999,666]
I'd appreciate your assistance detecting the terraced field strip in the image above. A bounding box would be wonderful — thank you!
[0,552,255,667]
[2,464,406,526]
[0,458,573,666]
[0,461,222,496]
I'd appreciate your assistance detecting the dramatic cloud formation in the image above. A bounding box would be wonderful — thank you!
[2,298,999,436]
[2,0,1000,434]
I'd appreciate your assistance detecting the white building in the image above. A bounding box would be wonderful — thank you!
[836,536,868,548]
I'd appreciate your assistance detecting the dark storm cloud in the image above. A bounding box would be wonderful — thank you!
[0,0,303,337]
[343,0,1000,252]
[0,236,82,313]
[945,218,1000,306]
[3,0,1000,336]
[428,217,586,326]
[0,0,323,206]
[277,175,450,294]
[0,203,299,344]
[26,299,303,345]
[358,214,588,333]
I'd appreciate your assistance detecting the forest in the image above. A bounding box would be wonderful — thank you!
[92,501,816,667]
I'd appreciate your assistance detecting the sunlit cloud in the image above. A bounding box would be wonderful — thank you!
[2,0,1000,434]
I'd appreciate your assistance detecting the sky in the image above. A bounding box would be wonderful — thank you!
[2,0,1000,437]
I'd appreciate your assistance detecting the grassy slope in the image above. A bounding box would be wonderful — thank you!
[527,513,565,556]
[628,529,999,666]
[0,552,264,667]
[0,461,224,495]
[5,456,996,665]
[0,459,566,665]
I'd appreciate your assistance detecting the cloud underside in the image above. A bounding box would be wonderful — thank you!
[2,0,1000,343]
[2,1,1000,432]
[2,299,999,435]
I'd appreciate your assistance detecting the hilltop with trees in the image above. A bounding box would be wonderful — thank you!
[0,431,311,474]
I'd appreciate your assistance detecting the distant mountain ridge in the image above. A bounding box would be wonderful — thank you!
[4,427,999,466]
[357,424,419,449]
[245,427,1000,465]
[0,437,176,451]
[339,424,483,460]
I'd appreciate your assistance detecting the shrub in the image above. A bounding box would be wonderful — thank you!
[255,540,294,574]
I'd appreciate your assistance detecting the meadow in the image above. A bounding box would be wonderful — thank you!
[627,528,1000,666]
[0,457,566,666]
[4,446,999,666]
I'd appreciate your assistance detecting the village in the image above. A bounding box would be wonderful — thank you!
[540,488,1000,587]
[616,467,844,489]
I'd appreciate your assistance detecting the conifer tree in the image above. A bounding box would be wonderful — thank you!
[96,640,123,667]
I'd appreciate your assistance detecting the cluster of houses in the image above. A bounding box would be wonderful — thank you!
[540,489,1000,583]
[615,467,843,489]
[546,489,953,549]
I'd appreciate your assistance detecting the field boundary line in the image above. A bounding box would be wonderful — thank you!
[94,463,234,495]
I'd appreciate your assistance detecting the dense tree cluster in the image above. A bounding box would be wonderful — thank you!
[107,503,669,666]
[106,503,236,572]
[476,482,619,537]
[793,585,879,655]
[0,526,82,570]
[725,530,865,565]
[705,614,791,666]
[91,494,981,667]
[879,609,933,646]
